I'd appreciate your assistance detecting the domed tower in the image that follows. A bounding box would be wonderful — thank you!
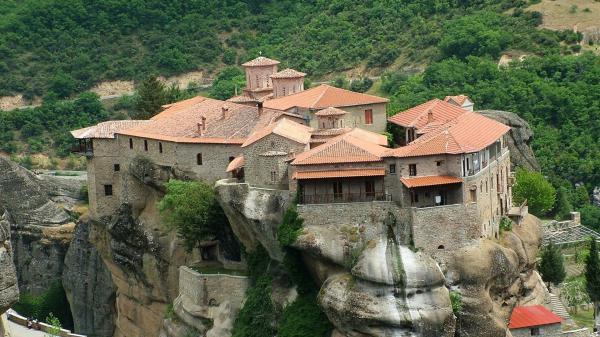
[241,56,280,99]
[270,68,306,98]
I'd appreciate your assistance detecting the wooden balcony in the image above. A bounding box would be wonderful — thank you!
[300,191,390,204]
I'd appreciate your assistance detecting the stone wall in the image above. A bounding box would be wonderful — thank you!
[178,267,248,310]
[272,77,303,98]
[300,102,387,134]
[244,65,277,91]
[410,203,481,253]
[243,133,307,189]
[510,323,561,337]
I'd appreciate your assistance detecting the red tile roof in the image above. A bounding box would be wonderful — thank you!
[270,68,306,79]
[71,120,149,139]
[118,96,291,144]
[388,99,467,130]
[508,306,561,329]
[242,56,280,67]
[241,118,313,147]
[226,156,245,172]
[293,168,385,180]
[444,95,471,106]
[314,107,348,117]
[292,132,388,165]
[400,175,463,188]
[263,84,389,111]
[226,94,258,104]
[387,112,510,157]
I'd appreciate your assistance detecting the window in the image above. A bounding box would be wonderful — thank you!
[365,180,375,197]
[229,156,235,162]
[411,192,419,204]
[530,327,540,336]
[333,181,343,198]
[470,189,476,202]
[129,138,133,149]
[197,153,203,165]
[283,87,286,96]
[144,139,148,151]
[364,109,373,125]
[389,164,396,175]
[271,171,278,182]
[114,164,120,172]
[104,185,113,196]
[409,164,417,176]
[436,160,443,166]
[438,245,445,250]
[159,142,163,154]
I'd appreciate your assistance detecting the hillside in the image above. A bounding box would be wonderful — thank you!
[0,0,577,99]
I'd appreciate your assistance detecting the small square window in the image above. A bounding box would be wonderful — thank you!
[114,164,120,172]
[389,164,396,175]
[436,160,443,166]
[104,185,113,196]
[409,164,417,176]
[229,156,235,162]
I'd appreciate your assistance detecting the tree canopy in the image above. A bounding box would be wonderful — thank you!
[539,241,566,286]
[512,169,556,217]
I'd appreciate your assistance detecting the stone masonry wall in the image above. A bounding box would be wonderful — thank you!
[244,133,307,189]
[178,266,248,310]
[411,203,481,253]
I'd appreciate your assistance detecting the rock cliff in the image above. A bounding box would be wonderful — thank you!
[216,181,547,337]
[0,156,116,337]
[478,110,540,171]
[0,212,19,324]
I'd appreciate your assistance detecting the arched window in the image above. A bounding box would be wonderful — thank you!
[438,245,445,250]
[197,153,203,165]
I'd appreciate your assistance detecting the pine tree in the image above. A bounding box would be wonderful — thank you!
[132,76,167,119]
[555,186,573,220]
[585,238,600,328]
[539,241,566,286]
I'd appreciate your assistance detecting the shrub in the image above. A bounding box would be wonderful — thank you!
[499,217,513,232]
[277,205,304,248]
[449,291,462,314]
[513,169,556,217]
[278,295,332,337]
[539,241,566,286]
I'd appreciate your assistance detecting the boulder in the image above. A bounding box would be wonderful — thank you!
[478,110,540,171]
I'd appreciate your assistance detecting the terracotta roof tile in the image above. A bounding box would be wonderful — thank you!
[263,84,389,111]
[388,99,467,130]
[400,175,463,188]
[293,168,385,180]
[444,95,471,106]
[242,56,280,67]
[292,132,388,165]
[309,128,388,147]
[118,96,287,144]
[241,118,313,147]
[270,68,306,79]
[508,306,561,329]
[71,120,149,139]
[226,95,258,103]
[226,156,245,172]
[314,107,348,117]
[387,112,510,157]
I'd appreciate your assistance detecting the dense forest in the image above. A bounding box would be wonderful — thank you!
[0,0,579,98]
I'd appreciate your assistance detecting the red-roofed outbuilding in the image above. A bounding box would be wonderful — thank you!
[508,305,562,336]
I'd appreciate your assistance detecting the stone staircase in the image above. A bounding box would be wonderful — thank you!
[548,293,574,324]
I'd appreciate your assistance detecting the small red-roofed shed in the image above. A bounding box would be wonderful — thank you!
[508,305,562,337]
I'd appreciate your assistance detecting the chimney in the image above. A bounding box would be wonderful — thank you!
[222,105,229,119]
[197,116,207,135]
[197,123,202,135]
[201,116,206,130]
[427,109,434,123]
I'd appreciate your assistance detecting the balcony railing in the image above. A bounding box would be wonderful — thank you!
[300,192,389,204]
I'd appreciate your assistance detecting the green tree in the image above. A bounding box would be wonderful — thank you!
[513,169,556,217]
[581,205,600,231]
[349,77,374,93]
[157,179,228,251]
[562,276,589,314]
[555,187,573,220]
[539,241,566,286]
[573,185,590,208]
[133,77,167,119]
[209,66,246,100]
[586,238,600,327]
[45,313,61,337]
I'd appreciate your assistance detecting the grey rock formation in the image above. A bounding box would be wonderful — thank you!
[215,180,289,261]
[63,221,117,337]
[479,110,540,171]
[0,212,19,314]
[446,214,545,337]
[593,187,600,207]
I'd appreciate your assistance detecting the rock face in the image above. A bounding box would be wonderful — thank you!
[478,110,540,171]
[0,212,19,314]
[63,221,117,337]
[446,214,545,337]
[0,157,81,294]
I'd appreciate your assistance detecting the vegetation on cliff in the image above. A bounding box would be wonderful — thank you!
[512,169,556,217]
[13,282,74,330]
[158,179,231,251]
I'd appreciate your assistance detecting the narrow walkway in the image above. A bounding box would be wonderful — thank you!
[548,293,574,325]
[6,320,46,337]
